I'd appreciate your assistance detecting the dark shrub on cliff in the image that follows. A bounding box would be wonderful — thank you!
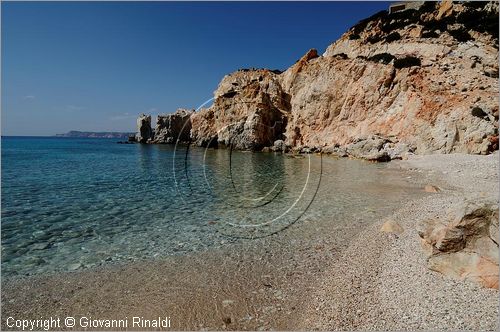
[422,30,439,38]
[463,1,485,10]
[456,6,499,40]
[417,1,438,14]
[366,34,382,44]
[385,32,401,43]
[421,19,448,33]
[448,28,473,42]
[368,53,396,65]
[471,107,488,118]
[349,33,361,40]
[394,56,421,69]
[334,53,348,60]
[381,8,421,33]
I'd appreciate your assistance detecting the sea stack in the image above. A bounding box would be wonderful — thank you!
[136,113,153,143]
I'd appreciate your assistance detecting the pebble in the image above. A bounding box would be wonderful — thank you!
[67,263,82,271]
[222,299,234,307]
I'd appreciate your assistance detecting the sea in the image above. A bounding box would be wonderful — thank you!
[1,136,423,278]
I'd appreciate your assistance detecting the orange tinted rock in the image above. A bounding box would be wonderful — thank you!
[424,185,441,193]
[146,2,499,159]
[380,219,404,234]
[419,201,499,289]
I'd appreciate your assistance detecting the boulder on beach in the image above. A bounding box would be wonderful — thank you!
[380,219,404,234]
[418,200,499,289]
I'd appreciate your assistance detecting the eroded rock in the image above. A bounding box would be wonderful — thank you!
[135,2,499,159]
[190,69,290,150]
[153,109,194,144]
[284,1,498,158]
[418,200,499,289]
[136,114,153,143]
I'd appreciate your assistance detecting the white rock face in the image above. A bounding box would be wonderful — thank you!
[154,109,194,144]
[279,1,499,157]
[190,69,290,150]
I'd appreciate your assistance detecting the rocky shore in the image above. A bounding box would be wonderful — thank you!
[134,1,498,161]
[125,3,500,325]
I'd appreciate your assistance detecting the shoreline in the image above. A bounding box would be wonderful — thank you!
[2,153,498,330]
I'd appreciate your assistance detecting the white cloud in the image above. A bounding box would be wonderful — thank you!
[23,95,35,100]
[66,105,85,111]
[110,108,159,121]
[110,112,136,121]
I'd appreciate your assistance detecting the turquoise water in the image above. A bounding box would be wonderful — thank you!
[2,137,420,277]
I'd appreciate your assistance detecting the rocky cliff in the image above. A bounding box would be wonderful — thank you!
[138,1,499,160]
[191,69,290,150]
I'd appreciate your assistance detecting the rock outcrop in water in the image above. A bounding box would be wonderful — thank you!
[137,1,499,160]
[153,109,194,144]
[136,114,153,143]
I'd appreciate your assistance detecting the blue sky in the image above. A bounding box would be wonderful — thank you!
[1,1,390,136]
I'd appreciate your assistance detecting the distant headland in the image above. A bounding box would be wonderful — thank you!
[55,130,134,138]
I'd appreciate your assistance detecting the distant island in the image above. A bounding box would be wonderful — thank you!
[55,130,134,138]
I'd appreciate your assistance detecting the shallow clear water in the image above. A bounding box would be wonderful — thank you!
[2,137,421,277]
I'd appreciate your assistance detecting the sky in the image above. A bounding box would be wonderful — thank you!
[1,1,390,136]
